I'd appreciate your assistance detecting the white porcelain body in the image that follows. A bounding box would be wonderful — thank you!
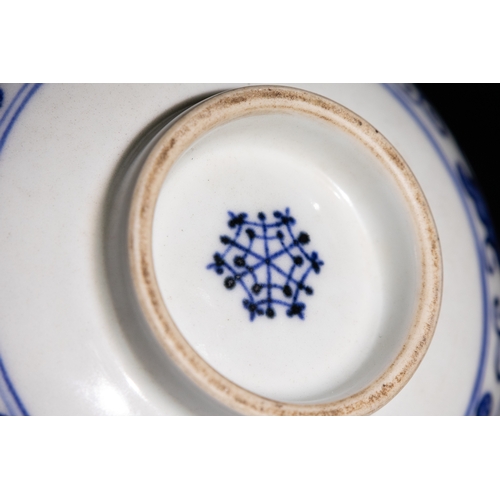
[0,83,497,415]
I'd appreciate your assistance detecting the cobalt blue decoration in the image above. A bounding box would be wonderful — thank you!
[383,84,500,415]
[476,392,493,416]
[457,161,500,274]
[0,83,43,415]
[494,296,500,382]
[207,208,324,321]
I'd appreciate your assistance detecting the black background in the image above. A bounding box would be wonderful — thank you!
[415,84,499,233]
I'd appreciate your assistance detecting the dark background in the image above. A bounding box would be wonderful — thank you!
[415,84,499,232]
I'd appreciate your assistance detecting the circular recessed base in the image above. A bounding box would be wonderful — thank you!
[128,86,442,415]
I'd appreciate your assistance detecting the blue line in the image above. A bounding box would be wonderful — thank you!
[219,238,295,277]
[222,261,254,302]
[285,263,296,287]
[269,261,297,281]
[0,84,29,129]
[285,223,314,264]
[0,83,42,415]
[256,298,291,307]
[243,235,254,258]
[255,234,280,240]
[279,238,298,261]
[263,221,272,307]
[222,224,243,258]
[244,221,282,228]
[0,355,28,416]
[220,238,264,263]
[0,84,43,154]
[0,378,16,416]
[382,84,489,416]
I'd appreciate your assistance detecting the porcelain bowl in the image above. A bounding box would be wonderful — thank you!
[0,83,497,415]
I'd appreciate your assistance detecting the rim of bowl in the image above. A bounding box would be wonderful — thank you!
[128,85,443,415]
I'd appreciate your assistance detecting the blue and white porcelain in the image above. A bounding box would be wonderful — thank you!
[0,83,497,415]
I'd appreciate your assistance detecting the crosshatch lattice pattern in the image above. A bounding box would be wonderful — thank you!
[207,208,324,321]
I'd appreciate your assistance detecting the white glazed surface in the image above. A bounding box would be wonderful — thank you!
[0,83,497,415]
[152,111,420,404]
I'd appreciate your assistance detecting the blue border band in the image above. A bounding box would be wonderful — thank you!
[0,83,29,129]
[381,84,489,416]
[0,355,28,415]
[0,83,491,415]
[0,84,43,153]
[0,83,42,415]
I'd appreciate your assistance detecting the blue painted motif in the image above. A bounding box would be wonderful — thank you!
[0,83,42,415]
[494,297,500,382]
[383,84,499,415]
[0,354,28,416]
[397,84,450,137]
[0,84,29,130]
[476,392,493,415]
[454,164,500,414]
[0,84,42,155]
[0,83,495,414]
[456,162,500,273]
[207,209,324,320]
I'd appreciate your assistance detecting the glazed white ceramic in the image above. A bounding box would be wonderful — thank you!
[0,83,497,415]
[126,87,441,415]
